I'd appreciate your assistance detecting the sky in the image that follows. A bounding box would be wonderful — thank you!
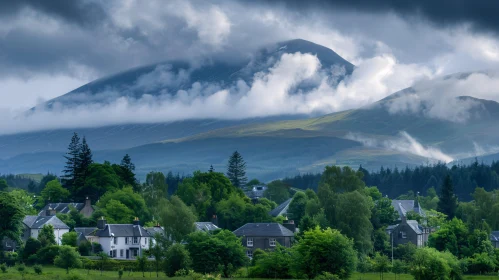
[2,0,499,132]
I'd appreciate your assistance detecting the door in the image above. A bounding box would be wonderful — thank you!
[126,250,129,259]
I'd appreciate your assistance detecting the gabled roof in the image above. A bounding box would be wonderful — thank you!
[39,203,85,215]
[23,215,69,229]
[75,227,97,236]
[406,220,423,234]
[90,224,151,237]
[195,222,219,232]
[269,198,292,217]
[145,227,165,236]
[490,231,499,242]
[245,185,267,199]
[391,200,424,219]
[233,223,294,237]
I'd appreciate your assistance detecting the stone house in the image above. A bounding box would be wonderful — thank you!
[39,197,94,218]
[386,217,431,248]
[233,221,295,258]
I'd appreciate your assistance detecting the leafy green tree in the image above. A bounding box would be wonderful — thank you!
[437,175,458,219]
[62,133,81,191]
[143,171,167,211]
[227,151,247,188]
[288,192,308,224]
[22,238,41,261]
[136,254,148,277]
[37,245,60,264]
[76,162,123,202]
[372,252,391,280]
[39,179,70,206]
[428,218,468,257]
[0,192,24,245]
[78,241,92,256]
[120,154,138,191]
[38,224,56,247]
[391,259,406,280]
[264,180,291,204]
[159,196,197,242]
[97,186,151,223]
[410,247,462,280]
[186,230,247,277]
[54,245,82,274]
[371,196,398,230]
[249,245,293,278]
[101,199,135,224]
[0,179,9,191]
[164,243,191,276]
[61,232,78,247]
[149,233,170,277]
[10,189,37,215]
[468,252,496,274]
[293,227,357,279]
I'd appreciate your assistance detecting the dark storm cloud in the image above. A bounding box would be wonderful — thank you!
[245,0,499,33]
[0,0,107,27]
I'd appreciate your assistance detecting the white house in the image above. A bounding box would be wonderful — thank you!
[87,217,152,259]
[22,215,70,245]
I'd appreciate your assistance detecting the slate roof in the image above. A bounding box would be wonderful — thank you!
[91,224,151,237]
[23,215,69,229]
[490,231,499,242]
[406,220,423,234]
[75,227,97,237]
[233,223,294,237]
[145,227,165,237]
[269,198,292,217]
[195,222,219,232]
[39,203,85,215]
[391,200,424,219]
[245,185,267,199]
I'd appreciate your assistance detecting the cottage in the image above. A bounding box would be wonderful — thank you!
[86,217,151,259]
[39,197,94,218]
[233,221,295,258]
[386,217,431,248]
[22,215,70,245]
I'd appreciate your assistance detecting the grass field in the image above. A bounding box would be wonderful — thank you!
[0,267,498,280]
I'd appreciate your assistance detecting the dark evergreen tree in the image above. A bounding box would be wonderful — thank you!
[437,175,458,219]
[209,165,214,173]
[226,151,247,188]
[120,154,138,191]
[62,133,81,191]
[75,137,93,189]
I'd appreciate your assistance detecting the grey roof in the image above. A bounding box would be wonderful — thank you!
[195,222,219,232]
[406,220,423,234]
[491,231,499,242]
[245,185,267,199]
[145,227,165,236]
[39,203,85,215]
[233,223,294,237]
[91,224,151,237]
[391,200,424,219]
[23,215,70,229]
[269,198,292,217]
[75,227,97,236]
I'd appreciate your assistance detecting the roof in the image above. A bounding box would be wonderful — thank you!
[90,224,151,237]
[391,200,424,219]
[244,185,267,199]
[39,203,85,215]
[269,198,292,217]
[195,222,219,232]
[75,227,97,236]
[233,223,294,237]
[406,220,423,234]
[145,226,165,236]
[23,215,70,229]
[491,231,499,242]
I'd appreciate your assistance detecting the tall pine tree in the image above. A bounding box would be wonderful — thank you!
[226,151,247,188]
[120,154,138,192]
[75,137,93,190]
[62,133,81,191]
[437,175,458,219]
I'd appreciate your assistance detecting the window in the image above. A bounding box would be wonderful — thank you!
[125,237,128,245]
[113,237,118,245]
[269,238,276,247]
[133,237,139,244]
[247,250,253,258]
[400,231,407,239]
[247,237,253,247]
[120,249,124,257]
[109,251,113,257]
[145,238,147,245]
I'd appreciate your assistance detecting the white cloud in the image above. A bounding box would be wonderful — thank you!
[345,131,454,163]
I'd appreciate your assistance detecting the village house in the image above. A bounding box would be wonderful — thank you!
[22,215,70,245]
[39,197,94,218]
[233,220,295,258]
[86,217,152,259]
[387,199,431,248]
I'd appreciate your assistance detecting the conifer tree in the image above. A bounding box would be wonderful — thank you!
[62,133,81,190]
[120,154,138,191]
[226,151,247,188]
[209,165,214,173]
[76,137,93,188]
[437,175,458,219]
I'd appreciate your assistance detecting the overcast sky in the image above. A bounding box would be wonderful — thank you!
[2,0,499,112]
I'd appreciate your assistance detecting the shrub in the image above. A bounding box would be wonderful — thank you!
[0,263,7,273]
[27,254,38,265]
[164,244,191,276]
[314,272,341,280]
[33,264,43,275]
[37,245,60,264]
[66,272,84,280]
[118,267,124,279]
[17,264,26,279]
[78,241,92,256]
[54,245,82,274]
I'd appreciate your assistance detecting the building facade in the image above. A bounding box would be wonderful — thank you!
[233,222,295,258]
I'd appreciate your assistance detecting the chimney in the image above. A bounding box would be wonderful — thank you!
[211,214,218,226]
[46,206,56,216]
[85,197,91,207]
[133,217,140,226]
[154,222,161,228]
[282,219,296,233]
[97,216,107,230]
